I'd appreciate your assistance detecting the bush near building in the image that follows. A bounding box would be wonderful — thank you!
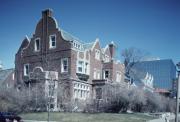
[0,84,175,114]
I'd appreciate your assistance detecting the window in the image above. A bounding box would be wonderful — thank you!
[93,69,96,79]
[77,60,89,74]
[97,71,100,79]
[95,49,100,60]
[24,64,29,76]
[104,70,109,79]
[74,89,78,98]
[61,58,68,72]
[73,42,81,50]
[84,62,89,74]
[80,90,83,98]
[77,61,84,73]
[49,35,56,49]
[73,82,90,99]
[34,38,40,51]
[50,104,54,109]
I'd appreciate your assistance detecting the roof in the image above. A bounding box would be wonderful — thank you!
[83,42,95,50]
[0,68,14,84]
[154,88,170,93]
[61,29,84,44]
[138,59,175,65]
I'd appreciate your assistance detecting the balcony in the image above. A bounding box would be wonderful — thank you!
[76,73,89,81]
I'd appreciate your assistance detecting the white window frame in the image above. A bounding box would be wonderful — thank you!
[77,60,84,73]
[97,70,100,79]
[73,82,90,99]
[24,64,29,76]
[95,49,100,60]
[61,58,68,73]
[84,62,89,75]
[49,34,56,49]
[93,69,96,79]
[34,38,40,52]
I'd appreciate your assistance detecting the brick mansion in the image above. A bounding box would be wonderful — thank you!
[14,9,127,111]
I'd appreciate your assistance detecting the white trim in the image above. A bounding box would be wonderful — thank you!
[102,45,109,53]
[77,60,84,73]
[49,34,56,49]
[61,58,68,73]
[32,66,44,73]
[104,55,110,62]
[24,63,29,76]
[73,81,90,100]
[76,51,90,75]
[93,68,96,79]
[52,17,59,29]
[34,38,40,52]
[116,71,121,82]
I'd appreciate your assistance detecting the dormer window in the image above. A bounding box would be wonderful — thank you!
[73,41,81,50]
[49,34,56,49]
[34,38,40,51]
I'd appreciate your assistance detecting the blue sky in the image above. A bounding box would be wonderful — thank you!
[0,0,180,69]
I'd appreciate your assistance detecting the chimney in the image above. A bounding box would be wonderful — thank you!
[109,41,116,59]
[42,9,53,18]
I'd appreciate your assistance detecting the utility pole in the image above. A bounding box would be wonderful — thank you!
[176,62,180,122]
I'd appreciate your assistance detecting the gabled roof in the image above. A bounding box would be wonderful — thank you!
[0,69,14,84]
[101,45,109,54]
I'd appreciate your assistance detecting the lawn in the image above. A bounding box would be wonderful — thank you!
[20,112,156,122]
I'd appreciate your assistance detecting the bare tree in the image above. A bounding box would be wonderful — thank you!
[121,47,148,77]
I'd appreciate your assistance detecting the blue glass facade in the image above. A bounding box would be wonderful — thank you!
[133,59,176,90]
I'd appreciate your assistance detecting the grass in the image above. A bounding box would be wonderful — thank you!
[20,112,156,122]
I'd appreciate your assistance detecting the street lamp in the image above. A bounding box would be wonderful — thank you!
[175,62,180,122]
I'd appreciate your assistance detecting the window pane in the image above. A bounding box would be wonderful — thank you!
[52,41,56,46]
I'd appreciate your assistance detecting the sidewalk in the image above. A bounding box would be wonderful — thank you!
[24,120,57,122]
[148,114,175,122]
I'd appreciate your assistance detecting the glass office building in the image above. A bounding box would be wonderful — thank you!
[133,59,176,90]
